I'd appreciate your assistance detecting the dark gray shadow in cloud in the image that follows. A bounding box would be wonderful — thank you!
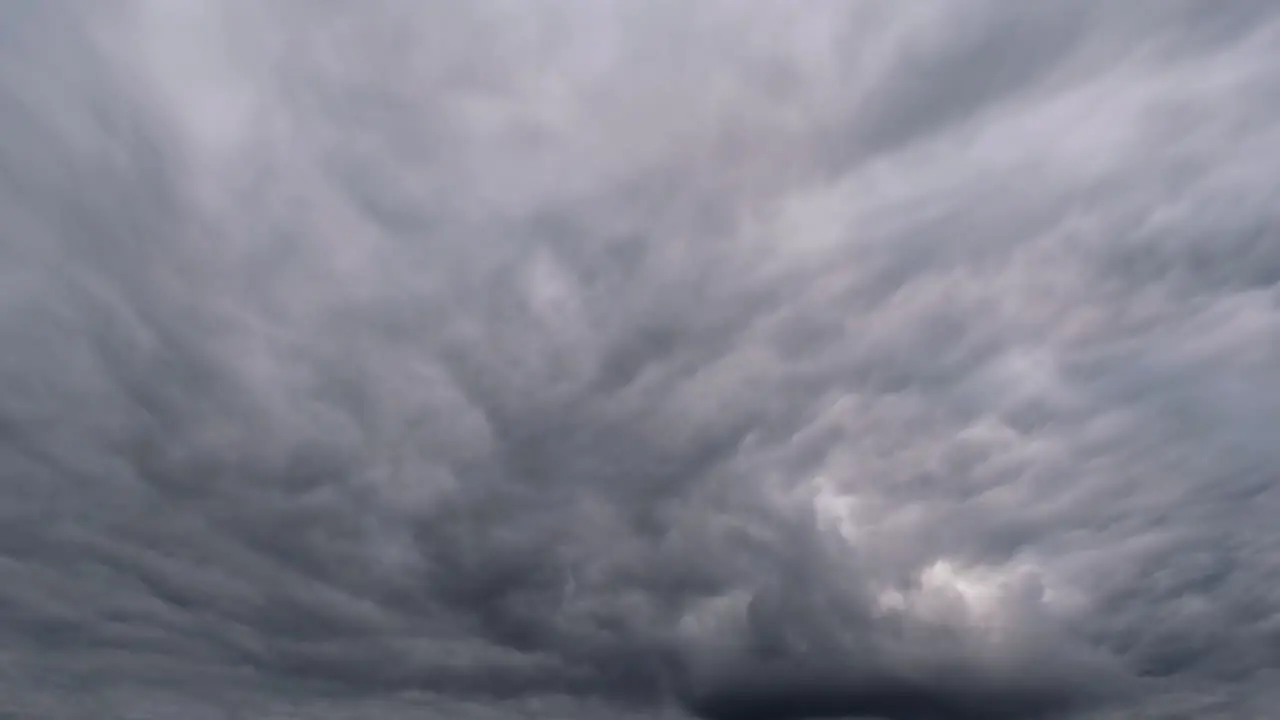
[824,2,1092,172]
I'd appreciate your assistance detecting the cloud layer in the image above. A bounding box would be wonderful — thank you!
[3,2,1280,718]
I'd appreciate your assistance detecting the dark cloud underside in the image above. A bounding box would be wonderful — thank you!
[2,2,1280,718]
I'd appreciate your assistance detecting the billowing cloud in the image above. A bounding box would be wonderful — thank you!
[3,1,1280,718]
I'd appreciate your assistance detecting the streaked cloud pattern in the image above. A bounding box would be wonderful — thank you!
[2,2,1280,718]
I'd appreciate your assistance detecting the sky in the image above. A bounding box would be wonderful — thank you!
[2,1,1279,718]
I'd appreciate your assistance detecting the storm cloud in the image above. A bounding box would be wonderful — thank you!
[2,1,1280,718]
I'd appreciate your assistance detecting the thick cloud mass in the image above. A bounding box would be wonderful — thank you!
[3,2,1280,718]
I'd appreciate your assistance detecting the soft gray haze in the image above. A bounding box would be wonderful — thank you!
[2,1,1280,718]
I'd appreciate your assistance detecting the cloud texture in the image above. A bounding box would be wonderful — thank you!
[3,1,1280,718]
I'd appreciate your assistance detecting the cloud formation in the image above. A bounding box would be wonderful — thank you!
[3,1,1280,718]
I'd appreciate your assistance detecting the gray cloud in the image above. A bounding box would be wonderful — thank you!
[3,1,1280,718]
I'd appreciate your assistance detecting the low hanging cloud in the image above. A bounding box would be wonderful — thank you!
[3,1,1280,718]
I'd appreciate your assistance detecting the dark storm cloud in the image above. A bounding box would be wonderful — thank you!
[3,1,1280,718]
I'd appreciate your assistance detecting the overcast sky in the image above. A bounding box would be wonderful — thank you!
[2,2,1280,718]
